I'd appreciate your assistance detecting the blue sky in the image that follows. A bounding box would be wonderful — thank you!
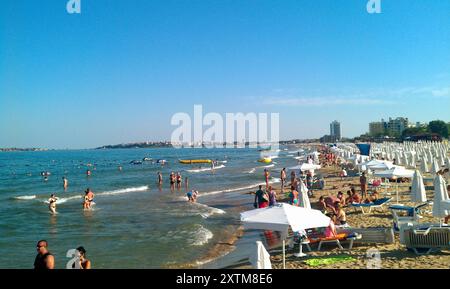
[1,0,449,149]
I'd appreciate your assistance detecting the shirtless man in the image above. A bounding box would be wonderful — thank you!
[264,169,270,188]
[34,240,55,269]
[48,194,58,214]
[280,168,287,192]
[62,177,68,190]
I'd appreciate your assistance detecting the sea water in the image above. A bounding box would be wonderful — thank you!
[0,147,304,268]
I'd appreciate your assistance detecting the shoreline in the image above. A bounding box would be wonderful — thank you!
[193,149,450,269]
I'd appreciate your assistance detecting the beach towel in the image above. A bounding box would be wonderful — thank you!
[305,256,355,267]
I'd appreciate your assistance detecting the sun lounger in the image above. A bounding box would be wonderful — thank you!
[389,203,431,232]
[400,224,450,255]
[336,227,394,244]
[308,233,361,251]
[351,197,392,214]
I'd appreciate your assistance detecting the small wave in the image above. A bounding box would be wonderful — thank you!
[186,165,225,173]
[192,225,214,246]
[193,203,226,216]
[263,164,275,168]
[97,186,149,196]
[246,168,256,174]
[201,178,281,196]
[14,195,36,200]
[43,195,82,204]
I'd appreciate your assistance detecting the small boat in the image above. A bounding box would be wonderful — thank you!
[179,159,212,164]
[258,158,272,164]
[142,157,152,161]
[156,159,167,164]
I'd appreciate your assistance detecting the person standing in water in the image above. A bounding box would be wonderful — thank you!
[264,169,270,188]
[176,172,182,189]
[83,188,95,210]
[169,172,175,191]
[48,194,58,214]
[280,168,287,192]
[157,172,163,185]
[86,170,91,177]
[62,177,68,191]
[34,240,54,270]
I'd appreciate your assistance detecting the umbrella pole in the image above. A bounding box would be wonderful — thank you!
[283,239,286,269]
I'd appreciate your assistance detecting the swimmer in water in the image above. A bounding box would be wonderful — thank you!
[48,194,58,214]
[86,170,91,177]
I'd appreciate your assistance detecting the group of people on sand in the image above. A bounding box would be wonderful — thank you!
[34,240,91,269]
[254,185,277,208]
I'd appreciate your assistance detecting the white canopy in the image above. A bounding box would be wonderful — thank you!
[432,175,450,218]
[411,170,427,203]
[241,203,330,269]
[241,203,330,234]
[289,163,321,172]
[373,166,414,178]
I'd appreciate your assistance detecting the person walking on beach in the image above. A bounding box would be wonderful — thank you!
[264,169,270,188]
[62,177,68,190]
[34,240,54,270]
[254,185,269,208]
[280,168,287,192]
[48,194,58,214]
[267,186,277,207]
[290,171,296,186]
[288,186,299,206]
[360,172,368,199]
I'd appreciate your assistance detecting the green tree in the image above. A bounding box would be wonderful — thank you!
[401,127,428,138]
[428,120,449,138]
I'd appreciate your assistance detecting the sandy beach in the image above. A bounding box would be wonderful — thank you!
[201,145,450,269]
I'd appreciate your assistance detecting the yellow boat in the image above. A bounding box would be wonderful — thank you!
[258,158,272,163]
[179,159,212,164]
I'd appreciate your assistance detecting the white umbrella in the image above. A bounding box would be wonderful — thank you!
[432,175,450,221]
[411,170,427,203]
[298,180,311,209]
[367,161,395,171]
[431,158,440,175]
[241,203,330,269]
[289,163,321,172]
[250,241,272,269]
[374,167,414,204]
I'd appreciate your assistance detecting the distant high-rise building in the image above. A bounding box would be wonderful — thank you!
[369,121,386,136]
[330,121,341,140]
[387,117,409,136]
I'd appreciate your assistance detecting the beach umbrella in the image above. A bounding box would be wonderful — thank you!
[240,203,330,269]
[409,153,416,168]
[411,170,427,203]
[431,158,440,175]
[432,175,450,222]
[374,167,414,204]
[367,161,395,171]
[250,241,272,269]
[439,155,446,167]
[298,180,311,209]
[420,159,429,174]
[446,157,450,169]
[289,163,321,172]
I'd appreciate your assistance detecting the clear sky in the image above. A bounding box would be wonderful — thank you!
[1,0,449,149]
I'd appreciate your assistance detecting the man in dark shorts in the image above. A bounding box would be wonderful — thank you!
[254,185,269,208]
[34,240,54,269]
